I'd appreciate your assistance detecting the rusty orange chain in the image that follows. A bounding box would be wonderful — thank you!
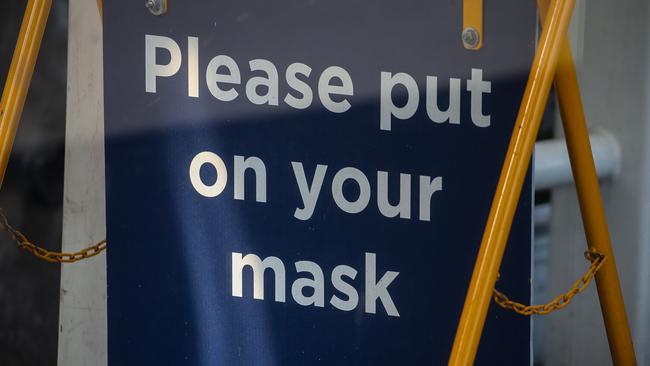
[0,203,605,318]
[0,210,106,263]
[493,248,606,316]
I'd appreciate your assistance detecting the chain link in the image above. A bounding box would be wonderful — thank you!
[0,210,106,263]
[493,248,606,316]
[0,203,606,316]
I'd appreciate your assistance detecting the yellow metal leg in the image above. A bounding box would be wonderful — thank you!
[448,0,576,364]
[537,0,637,362]
[556,40,637,365]
[0,0,52,188]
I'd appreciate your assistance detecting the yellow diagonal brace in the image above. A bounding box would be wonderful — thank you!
[538,0,637,363]
[448,0,576,364]
[0,0,52,188]
[462,0,483,50]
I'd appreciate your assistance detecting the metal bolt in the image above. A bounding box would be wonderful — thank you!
[462,27,480,49]
[145,0,167,16]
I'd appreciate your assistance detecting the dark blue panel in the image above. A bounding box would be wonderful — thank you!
[104,1,535,365]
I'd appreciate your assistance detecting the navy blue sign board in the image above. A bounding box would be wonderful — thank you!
[104,1,535,365]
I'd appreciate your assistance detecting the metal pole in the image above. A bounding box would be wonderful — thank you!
[448,0,575,364]
[540,0,638,362]
[0,0,52,188]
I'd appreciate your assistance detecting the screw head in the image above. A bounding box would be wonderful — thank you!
[462,27,480,49]
[145,0,167,16]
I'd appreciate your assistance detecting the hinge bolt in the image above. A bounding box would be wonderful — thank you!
[145,0,167,16]
[462,27,481,49]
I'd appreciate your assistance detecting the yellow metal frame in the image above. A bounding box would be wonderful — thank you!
[449,0,637,364]
[0,0,102,187]
[463,0,483,51]
[543,2,637,363]
[0,0,637,364]
[463,0,483,50]
[0,0,52,187]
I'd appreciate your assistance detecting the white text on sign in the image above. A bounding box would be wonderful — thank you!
[144,34,493,131]
[188,153,444,222]
[232,252,400,317]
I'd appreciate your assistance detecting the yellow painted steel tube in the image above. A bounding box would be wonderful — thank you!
[463,0,483,50]
[0,0,52,188]
[540,5,638,366]
[448,0,575,364]
[556,40,637,366]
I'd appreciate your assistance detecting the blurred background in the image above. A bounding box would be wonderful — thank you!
[0,1,67,365]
